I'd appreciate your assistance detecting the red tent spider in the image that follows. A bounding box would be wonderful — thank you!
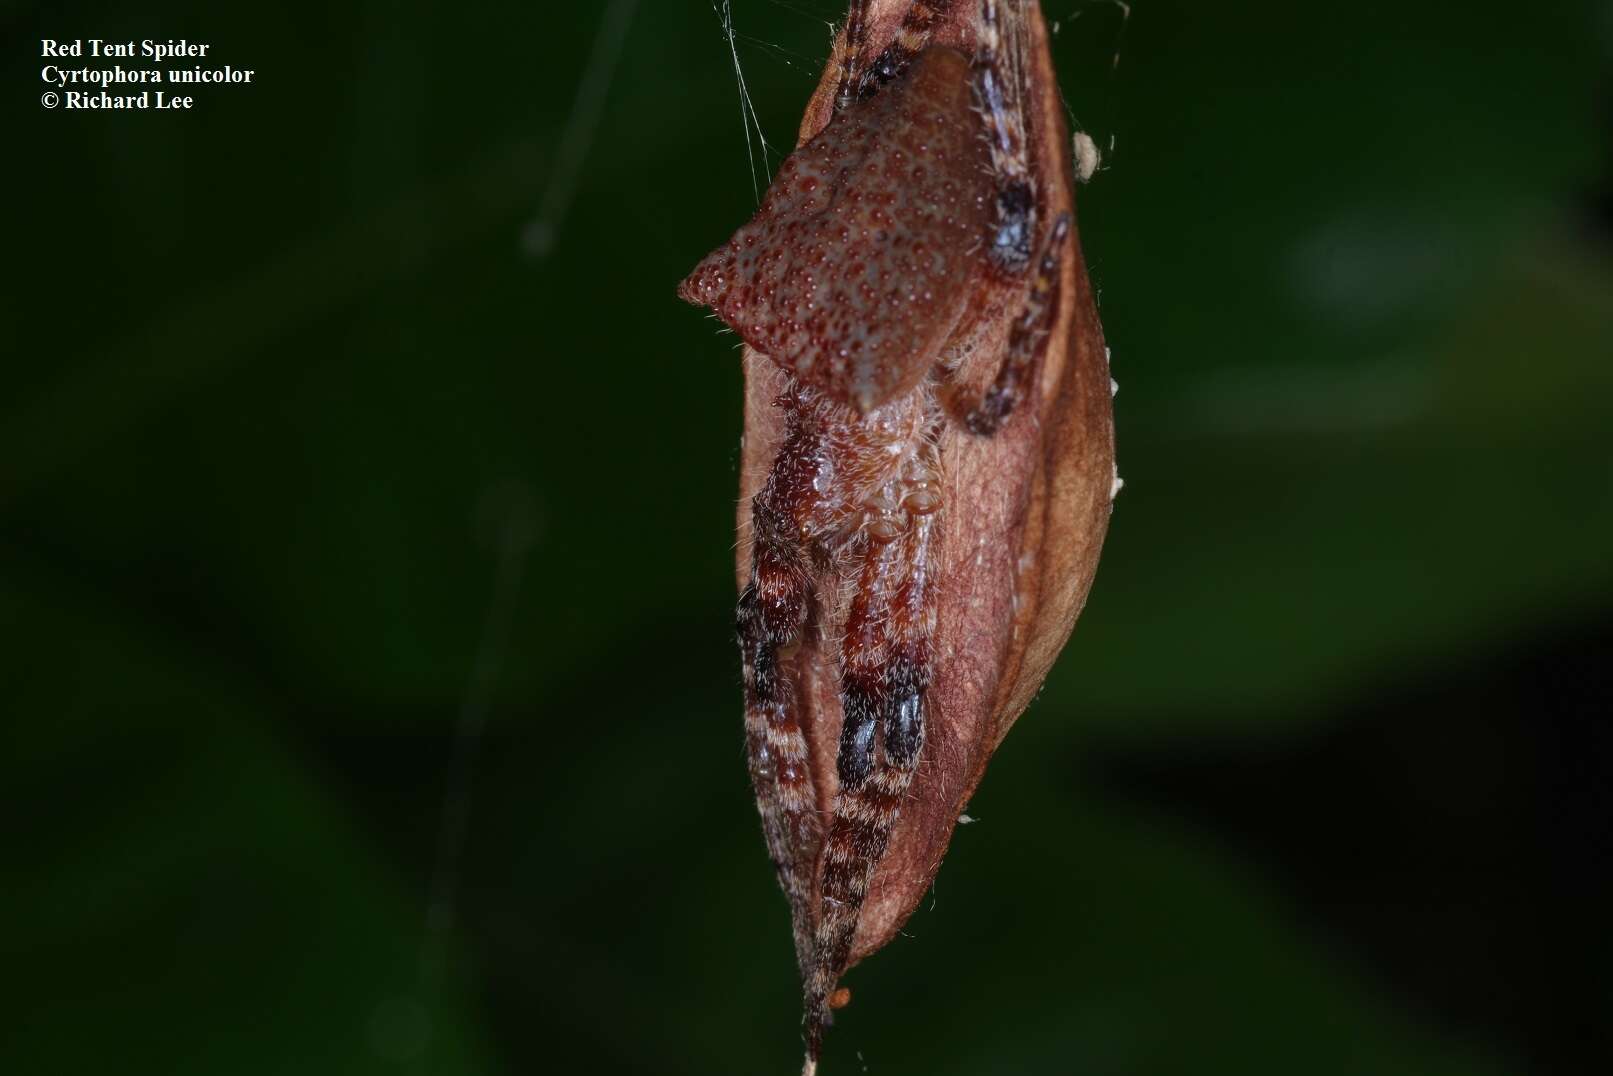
[681,1,1106,1068]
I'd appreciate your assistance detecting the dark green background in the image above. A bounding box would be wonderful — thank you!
[7,1,1611,1073]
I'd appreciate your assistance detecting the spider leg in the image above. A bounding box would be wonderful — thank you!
[836,0,957,109]
[973,0,1036,271]
[803,447,941,1063]
[737,402,832,971]
[834,1,874,111]
[950,212,1070,435]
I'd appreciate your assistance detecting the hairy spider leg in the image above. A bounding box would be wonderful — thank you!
[834,1,872,111]
[737,400,834,972]
[835,0,957,109]
[974,0,1037,271]
[803,431,942,1064]
[955,212,1071,434]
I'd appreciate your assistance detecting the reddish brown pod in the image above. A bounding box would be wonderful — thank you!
[679,1,1115,1069]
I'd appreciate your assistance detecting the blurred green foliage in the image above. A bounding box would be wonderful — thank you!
[6,1,1610,1073]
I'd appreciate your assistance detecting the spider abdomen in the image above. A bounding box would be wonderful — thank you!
[679,47,992,413]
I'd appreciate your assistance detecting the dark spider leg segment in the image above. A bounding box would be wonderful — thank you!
[804,469,940,1064]
[955,213,1071,435]
[974,0,1036,271]
[737,401,832,971]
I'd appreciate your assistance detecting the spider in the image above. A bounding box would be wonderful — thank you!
[680,1,1097,1067]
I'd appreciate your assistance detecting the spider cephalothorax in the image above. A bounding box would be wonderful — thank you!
[679,1,1115,1069]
